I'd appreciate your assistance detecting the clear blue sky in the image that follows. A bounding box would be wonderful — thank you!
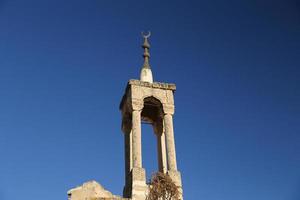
[0,0,299,199]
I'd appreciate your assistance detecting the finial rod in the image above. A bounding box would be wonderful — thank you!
[141,31,151,69]
[140,31,153,83]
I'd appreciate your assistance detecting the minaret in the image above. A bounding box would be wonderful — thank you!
[67,34,182,200]
[120,33,183,200]
[140,32,153,83]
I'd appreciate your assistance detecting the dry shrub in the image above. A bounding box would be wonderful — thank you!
[146,172,180,200]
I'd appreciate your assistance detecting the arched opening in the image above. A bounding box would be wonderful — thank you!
[141,96,163,124]
[141,96,165,180]
[141,123,157,180]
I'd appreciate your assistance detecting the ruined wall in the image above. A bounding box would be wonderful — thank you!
[68,181,129,200]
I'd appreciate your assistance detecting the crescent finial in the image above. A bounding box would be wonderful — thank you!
[141,31,151,39]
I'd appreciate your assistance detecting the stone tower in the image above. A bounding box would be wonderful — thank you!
[67,33,182,200]
[120,33,182,200]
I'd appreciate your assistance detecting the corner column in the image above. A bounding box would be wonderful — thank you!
[124,130,132,177]
[132,109,142,168]
[164,113,177,171]
[163,104,183,199]
[156,120,167,173]
[130,99,147,200]
[121,113,133,198]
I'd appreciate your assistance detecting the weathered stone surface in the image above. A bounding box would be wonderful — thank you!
[164,114,177,171]
[119,79,176,112]
[68,181,127,200]
[119,77,182,200]
[129,79,176,90]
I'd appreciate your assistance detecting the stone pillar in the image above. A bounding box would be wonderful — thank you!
[163,105,183,199]
[129,130,133,170]
[122,114,133,198]
[164,113,177,171]
[132,110,142,168]
[157,128,167,173]
[130,102,147,200]
[124,130,132,177]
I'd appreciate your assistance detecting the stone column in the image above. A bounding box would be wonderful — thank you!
[164,113,177,171]
[132,110,142,168]
[130,100,147,200]
[124,130,132,177]
[157,131,168,173]
[122,114,133,198]
[129,130,133,170]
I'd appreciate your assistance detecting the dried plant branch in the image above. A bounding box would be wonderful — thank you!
[146,172,180,200]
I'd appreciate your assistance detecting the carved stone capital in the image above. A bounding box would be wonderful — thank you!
[163,104,175,115]
[131,98,144,111]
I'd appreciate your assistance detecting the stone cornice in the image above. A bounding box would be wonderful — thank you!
[129,79,176,91]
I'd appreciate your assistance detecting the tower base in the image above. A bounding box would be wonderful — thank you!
[123,167,148,200]
[168,170,183,200]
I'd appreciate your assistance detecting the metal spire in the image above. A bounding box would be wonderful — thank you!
[140,31,153,83]
[142,31,151,69]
